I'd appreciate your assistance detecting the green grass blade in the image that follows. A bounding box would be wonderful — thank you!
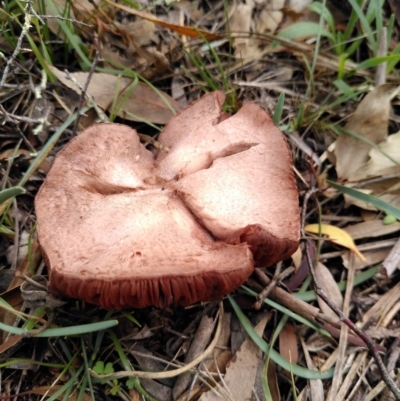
[273,93,285,126]
[19,106,91,186]
[240,286,331,337]
[354,54,400,71]
[328,181,400,219]
[0,319,118,337]
[0,187,25,204]
[278,22,334,41]
[44,0,91,68]
[346,0,376,52]
[228,295,336,380]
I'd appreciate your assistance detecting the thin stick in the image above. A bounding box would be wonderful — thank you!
[89,302,224,381]
[0,1,32,87]
[302,188,400,400]
[254,263,294,310]
[72,51,101,135]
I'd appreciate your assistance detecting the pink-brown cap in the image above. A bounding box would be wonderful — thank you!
[35,91,299,310]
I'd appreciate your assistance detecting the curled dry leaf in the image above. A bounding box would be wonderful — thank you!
[334,84,400,180]
[342,247,393,270]
[315,262,343,320]
[48,65,182,124]
[342,132,400,213]
[305,223,365,261]
[35,91,300,309]
[198,314,269,401]
[349,132,400,181]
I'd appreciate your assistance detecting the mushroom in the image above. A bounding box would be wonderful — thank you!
[35,91,299,310]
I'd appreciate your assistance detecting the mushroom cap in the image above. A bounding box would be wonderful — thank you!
[35,91,299,310]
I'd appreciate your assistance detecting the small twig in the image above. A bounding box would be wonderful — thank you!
[36,15,93,27]
[302,188,400,401]
[15,271,48,291]
[254,263,294,310]
[0,105,46,125]
[21,312,54,338]
[90,302,224,381]
[352,172,400,188]
[11,199,20,269]
[0,1,32,87]
[72,51,101,135]
[138,134,170,152]
[64,68,107,126]
[0,301,48,324]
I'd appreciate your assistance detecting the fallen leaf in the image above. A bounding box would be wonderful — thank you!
[334,84,400,180]
[349,132,400,181]
[256,0,285,35]
[29,385,92,401]
[279,322,299,379]
[266,361,281,401]
[229,0,259,60]
[291,245,303,270]
[305,223,366,261]
[48,66,182,124]
[0,148,32,161]
[314,262,344,319]
[342,247,392,270]
[344,219,400,240]
[284,243,315,291]
[199,314,269,401]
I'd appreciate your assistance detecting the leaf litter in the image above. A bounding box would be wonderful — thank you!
[1,0,400,400]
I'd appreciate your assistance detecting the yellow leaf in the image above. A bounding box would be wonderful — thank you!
[305,224,366,262]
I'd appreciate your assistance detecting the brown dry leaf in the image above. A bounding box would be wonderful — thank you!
[29,385,92,401]
[343,219,400,240]
[349,132,400,181]
[0,148,31,161]
[229,0,260,61]
[48,66,182,124]
[102,0,221,40]
[199,314,269,401]
[256,0,286,35]
[342,247,392,270]
[267,361,281,401]
[279,322,299,364]
[334,84,400,180]
[204,312,232,370]
[315,262,343,319]
[278,322,299,379]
